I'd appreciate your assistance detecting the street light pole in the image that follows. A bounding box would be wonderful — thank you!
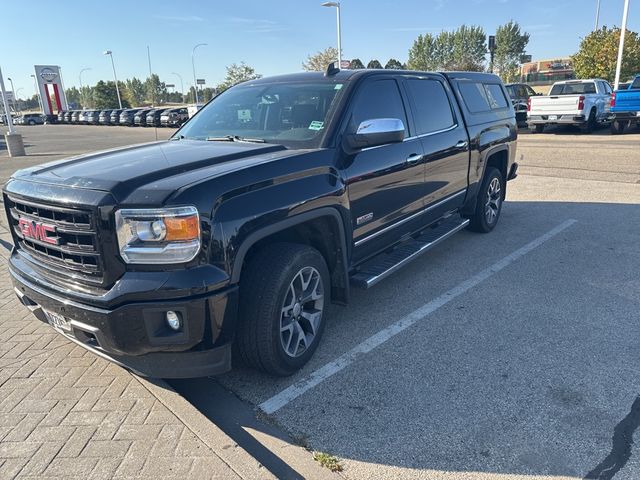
[613,0,631,90]
[103,50,123,109]
[172,72,185,103]
[321,2,342,68]
[15,88,24,113]
[7,77,16,113]
[30,74,44,112]
[594,0,602,30]
[191,43,207,105]
[79,67,91,109]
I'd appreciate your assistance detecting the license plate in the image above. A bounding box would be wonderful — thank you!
[43,309,71,332]
[548,115,558,121]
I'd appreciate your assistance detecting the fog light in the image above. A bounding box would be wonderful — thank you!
[166,311,182,331]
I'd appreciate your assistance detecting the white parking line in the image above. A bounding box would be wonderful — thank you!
[259,219,578,415]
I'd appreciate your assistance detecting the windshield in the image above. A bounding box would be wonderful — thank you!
[550,83,596,95]
[176,81,346,148]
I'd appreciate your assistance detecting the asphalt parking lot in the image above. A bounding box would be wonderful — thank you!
[2,123,640,479]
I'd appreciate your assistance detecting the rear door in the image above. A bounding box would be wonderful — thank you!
[402,75,470,216]
[344,77,426,262]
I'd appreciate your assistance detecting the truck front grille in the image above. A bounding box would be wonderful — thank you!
[5,195,104,284]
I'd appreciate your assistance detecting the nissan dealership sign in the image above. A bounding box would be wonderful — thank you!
[33,65,68,115]
[39,67,58,82]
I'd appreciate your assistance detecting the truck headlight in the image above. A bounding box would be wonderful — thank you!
[115,206,201,264]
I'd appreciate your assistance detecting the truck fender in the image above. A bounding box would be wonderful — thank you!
[462,144,510,216]
[230,207,351,305]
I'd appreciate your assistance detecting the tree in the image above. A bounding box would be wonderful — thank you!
[217,62,262,92]
[349,58,365,69]
[144,74,168,104]
[494,21,530,82]
[124,77,146,106]
[407,25,487,72]
[79,86,94,108]
[407,33,439,71]
[450,25,487,71]
[65,87,81,107]
[93,80,129,109]
[302,47,339,71]
[572,26,640,82]
[385,58,405,69]
[367,59,383,69]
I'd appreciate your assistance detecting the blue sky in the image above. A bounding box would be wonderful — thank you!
[2,0,638,98]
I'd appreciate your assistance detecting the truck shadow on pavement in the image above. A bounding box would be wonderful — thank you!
[174,201,640,480]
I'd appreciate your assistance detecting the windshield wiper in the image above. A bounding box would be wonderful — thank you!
[206,135,266,143]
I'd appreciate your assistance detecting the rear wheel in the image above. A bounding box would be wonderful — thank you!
[236,243,329,376]
[530,124,544,134]
[467,167,504,233]
[610,120,626,135]
[581,109,596,133]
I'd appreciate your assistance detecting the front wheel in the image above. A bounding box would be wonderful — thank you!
[236,243,329,376]
[467,167,504,233]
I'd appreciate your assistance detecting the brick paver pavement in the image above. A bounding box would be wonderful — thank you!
[0,243,244,480]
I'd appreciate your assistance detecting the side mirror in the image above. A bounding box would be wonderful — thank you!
[343,118,405,151]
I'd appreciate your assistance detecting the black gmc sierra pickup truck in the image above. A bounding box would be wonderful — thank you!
[4,68,518,378]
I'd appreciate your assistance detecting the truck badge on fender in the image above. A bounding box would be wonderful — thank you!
[357,213,374,225]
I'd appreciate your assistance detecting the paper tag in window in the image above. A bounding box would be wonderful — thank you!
[308,121,324,131]
[238,109,252,122]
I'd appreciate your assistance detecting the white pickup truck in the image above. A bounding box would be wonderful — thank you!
[527,79,612,133]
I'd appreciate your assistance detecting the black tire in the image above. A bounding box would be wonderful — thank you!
[28,120,35,126]
[467,167,505,233]
[530,124,544,134]
[236,243,330,376]
[581,109,596,133]
[610,120,626,135]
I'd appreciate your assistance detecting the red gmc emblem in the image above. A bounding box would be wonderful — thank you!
[18,218,59,245]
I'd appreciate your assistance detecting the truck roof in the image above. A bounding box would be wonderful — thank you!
[243,69,503,85]
[552,79,608,85]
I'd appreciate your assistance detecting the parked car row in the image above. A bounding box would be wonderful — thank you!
[0,113,46,125]
[56,107,189,127]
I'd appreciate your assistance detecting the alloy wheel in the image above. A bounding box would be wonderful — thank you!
[485,177,502,225]
[280,266,324,358]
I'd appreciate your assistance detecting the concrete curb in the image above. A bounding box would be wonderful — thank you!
[137,376,274,480]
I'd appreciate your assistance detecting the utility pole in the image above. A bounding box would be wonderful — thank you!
[31,74,44,112]
[103,50,123,109]
[488,35,496,74]
[321,2,342,67]
[594,0,602,30]
[172,72,185,103]
[191,43,207,105]
[1,65,25,156]
[147,46,154,107]
[614,0,631,90]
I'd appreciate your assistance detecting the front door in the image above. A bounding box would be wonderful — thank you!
[344,77,426,263]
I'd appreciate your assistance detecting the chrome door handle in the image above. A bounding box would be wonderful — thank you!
[406,153,423,164]
[455,140,469,149]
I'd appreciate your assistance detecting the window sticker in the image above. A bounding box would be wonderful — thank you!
[308,121,324,130]
[334,84,343,90]
[237,109,252,122]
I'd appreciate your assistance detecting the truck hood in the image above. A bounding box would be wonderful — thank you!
[11,140,290,202]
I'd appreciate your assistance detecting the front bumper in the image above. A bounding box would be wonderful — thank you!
[9,253,238,378]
